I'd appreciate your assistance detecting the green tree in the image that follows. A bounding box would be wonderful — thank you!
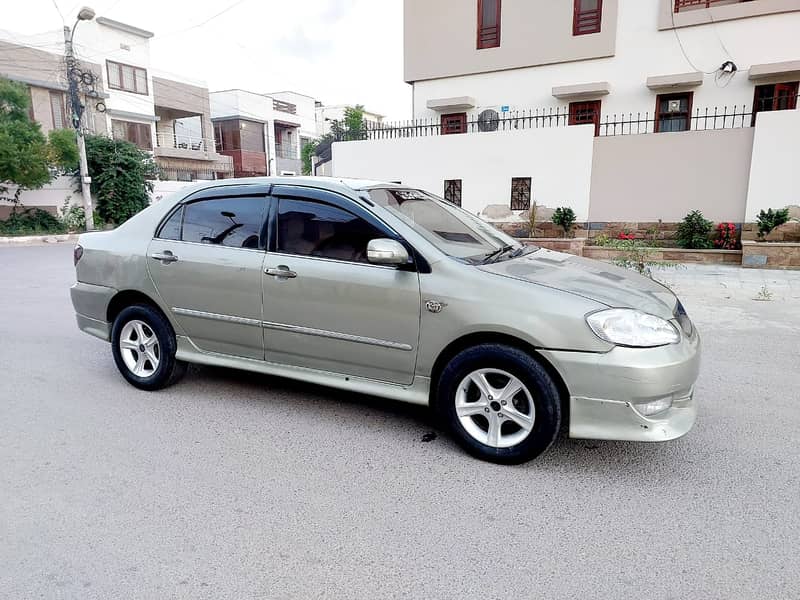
[0,77,77,207]
[83,135,158,224]
[301,138,319,176]
[756,208,790,238]
[552,206,577,238]
[675,210,713,249]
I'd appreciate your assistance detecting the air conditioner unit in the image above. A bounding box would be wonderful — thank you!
[667,100,683,113]
[477,108,500,132]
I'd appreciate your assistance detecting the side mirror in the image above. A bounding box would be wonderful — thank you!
[367,238,409,265]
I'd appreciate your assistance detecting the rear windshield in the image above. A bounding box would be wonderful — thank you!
[367,188,519,261]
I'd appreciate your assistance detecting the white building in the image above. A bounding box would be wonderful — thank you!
[332,0,800,233]
[210,89,324,176]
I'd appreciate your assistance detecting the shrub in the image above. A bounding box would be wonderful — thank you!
[83,135,158,224]
[0,207,66,235]
[552,207,577,237]
[675,210,713,249]
[713,222,738,250]
[59,199,86,231]
[756,208,790,238]
[609,239,678,279]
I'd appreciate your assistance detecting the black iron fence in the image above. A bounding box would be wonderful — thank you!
[333,98,798,142]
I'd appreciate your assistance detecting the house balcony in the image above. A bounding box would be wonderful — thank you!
[154,132,218,160]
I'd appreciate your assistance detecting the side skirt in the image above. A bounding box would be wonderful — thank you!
[175,336,431,406]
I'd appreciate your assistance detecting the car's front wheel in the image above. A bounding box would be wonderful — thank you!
[435,344,561,464]
[111,304,187,391]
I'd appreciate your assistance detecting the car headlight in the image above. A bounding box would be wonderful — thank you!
[586,308,680,347]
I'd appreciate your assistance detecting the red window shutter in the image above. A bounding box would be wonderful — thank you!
[441,113,467,135]
[477,0,501,49]
[573,0,602,36]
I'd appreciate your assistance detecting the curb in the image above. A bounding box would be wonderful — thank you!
[0,233,80,246]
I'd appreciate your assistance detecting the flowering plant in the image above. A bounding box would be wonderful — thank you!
[713,222,738,250]
[617,231,636,240]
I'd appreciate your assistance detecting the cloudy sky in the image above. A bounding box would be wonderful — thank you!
[6,0,411,119]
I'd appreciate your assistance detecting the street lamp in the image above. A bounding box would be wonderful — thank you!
[64,6,96,231]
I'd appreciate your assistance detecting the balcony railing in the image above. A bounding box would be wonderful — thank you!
[674,0,748,12]
[155,132,213,152]
[273,99,297,115]
[332,97,798,141]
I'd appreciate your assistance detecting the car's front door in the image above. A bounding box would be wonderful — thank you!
[261,186,421,385]
[147,187,269,359]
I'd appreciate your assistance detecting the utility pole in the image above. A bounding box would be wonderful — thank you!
[64,7,97,231]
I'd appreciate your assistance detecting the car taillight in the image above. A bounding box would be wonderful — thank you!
[74,244,84,266]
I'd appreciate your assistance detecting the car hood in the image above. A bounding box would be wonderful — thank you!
[478,248,678,319]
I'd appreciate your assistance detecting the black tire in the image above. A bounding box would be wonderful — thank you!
[111,304,187,391]
[434,344,561,465]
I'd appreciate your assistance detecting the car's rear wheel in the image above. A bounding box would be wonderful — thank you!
[435,344,561,464]
[111,304,187,390]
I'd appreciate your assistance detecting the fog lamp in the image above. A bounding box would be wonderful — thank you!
[633,397,673,417]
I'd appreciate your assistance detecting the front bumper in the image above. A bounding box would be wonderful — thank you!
[540,331,700,442]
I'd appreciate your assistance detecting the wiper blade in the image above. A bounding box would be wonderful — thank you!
[481,244,515,264]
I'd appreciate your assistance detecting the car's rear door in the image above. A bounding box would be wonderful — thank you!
[147,185,269,360]
[261,185,421,385]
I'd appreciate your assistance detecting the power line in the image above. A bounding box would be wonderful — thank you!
[50,0,66,25]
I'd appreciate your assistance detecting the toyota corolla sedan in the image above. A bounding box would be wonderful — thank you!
[71,177,699,464]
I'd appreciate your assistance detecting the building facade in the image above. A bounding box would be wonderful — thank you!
[0,17,233,199]
[210,89,322,177]
[332,0,800,233]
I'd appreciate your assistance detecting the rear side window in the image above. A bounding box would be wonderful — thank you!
[182,197,266,249]
[157,206,183,240]
[277,198,383,263]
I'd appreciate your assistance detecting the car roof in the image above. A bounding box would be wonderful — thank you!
[181,176,403,195]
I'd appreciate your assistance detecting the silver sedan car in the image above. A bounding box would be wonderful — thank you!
[71,177,700,464]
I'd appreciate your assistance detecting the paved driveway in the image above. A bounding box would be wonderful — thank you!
[1,244,799,599]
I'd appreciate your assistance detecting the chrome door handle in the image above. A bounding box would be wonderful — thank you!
[151,251,178,263]
[265,266,297,278]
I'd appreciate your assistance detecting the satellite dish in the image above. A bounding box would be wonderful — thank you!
[477,109,500,132]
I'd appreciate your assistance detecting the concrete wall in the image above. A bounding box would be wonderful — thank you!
[153,76,214,144]
[745,109,800,221]
[410,1,800,120]
[404,0,619,82]
[332,125,596,220]
[589,127,755,222]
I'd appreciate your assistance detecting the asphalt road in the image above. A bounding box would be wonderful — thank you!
[1,244,799,600]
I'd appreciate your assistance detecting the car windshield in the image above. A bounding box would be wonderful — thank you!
[367,188,529,263]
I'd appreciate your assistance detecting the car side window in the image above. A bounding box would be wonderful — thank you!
[277,198,384,263]
[157,206,183,240]
[182,197,266,249]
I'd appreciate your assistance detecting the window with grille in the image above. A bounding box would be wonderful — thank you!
[444,179,462,207]
[510,177,531,211]
[107,60,148,95]
[441,112,467,135]
[477,0,501,49]
[568,100,601,136]
[49,91,67,130]
[655,92,693,133]
[573,0,602,35]
[752,82,798,125]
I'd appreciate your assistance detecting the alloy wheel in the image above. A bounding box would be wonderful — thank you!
[455,368,536,448]
[119,319,160,378]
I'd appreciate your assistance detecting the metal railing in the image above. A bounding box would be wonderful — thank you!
[333,98,798,141]
[155,132,213,152]
[674,0,745,12]
[273,99,297,115]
